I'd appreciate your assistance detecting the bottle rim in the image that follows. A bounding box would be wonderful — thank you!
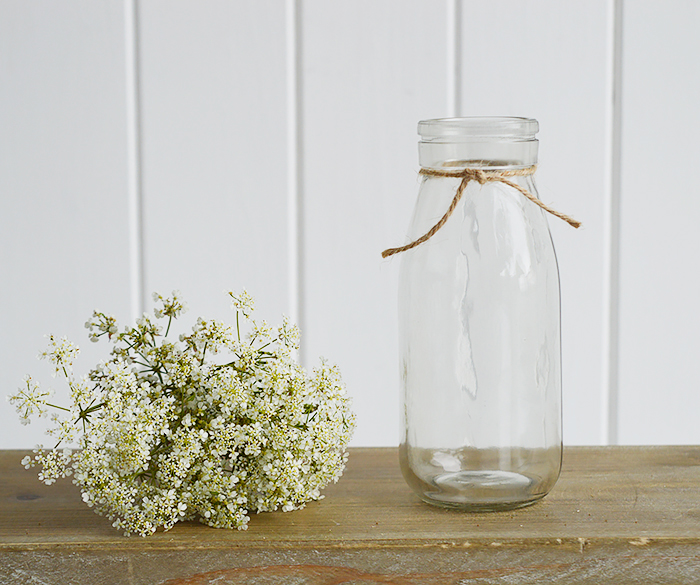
[418,117,539,142]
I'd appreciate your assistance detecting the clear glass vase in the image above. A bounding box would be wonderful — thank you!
[397,117,562,511]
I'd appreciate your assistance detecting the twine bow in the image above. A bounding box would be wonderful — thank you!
[381,165,580,259]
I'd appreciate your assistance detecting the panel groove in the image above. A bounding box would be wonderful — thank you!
[446,0,462,117]
[124,0,145,321]
[287,0,306,364]
[602,0,624,445]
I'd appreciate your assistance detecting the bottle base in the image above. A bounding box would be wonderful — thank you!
[399,444,561,511]
[418,469,546,511]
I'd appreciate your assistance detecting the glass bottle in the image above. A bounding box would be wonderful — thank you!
[397,117,562,510]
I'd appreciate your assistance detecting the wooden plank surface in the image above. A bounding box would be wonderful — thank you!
[2,446,700,584]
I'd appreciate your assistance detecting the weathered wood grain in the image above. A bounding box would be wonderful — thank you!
[1,446,700,584]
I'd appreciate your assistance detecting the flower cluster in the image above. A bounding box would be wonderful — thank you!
[8,291,355,536]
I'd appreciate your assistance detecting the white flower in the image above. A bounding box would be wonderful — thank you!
[39,335,80,375]
[84,312,119,342]
[7,376,52,423]
[152,291,188,319]
[228,290,255,318]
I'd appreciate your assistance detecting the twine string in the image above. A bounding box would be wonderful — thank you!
[381,165,580,259]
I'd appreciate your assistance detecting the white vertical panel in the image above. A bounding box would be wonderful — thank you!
[302,0,448,446]
[618,2,700,444]
[458,1,610,445]
[138,0,289,325]
[0,1,132,447]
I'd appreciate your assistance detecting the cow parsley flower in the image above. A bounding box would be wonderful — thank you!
[8,290,355,537]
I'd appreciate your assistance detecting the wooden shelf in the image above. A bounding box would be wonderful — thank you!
[2,446,700,584]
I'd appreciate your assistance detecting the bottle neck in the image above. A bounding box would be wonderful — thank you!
[418,139,538,170]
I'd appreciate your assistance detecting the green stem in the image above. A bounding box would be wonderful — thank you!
[256,341,273,352]
[213,361,248,375]
[82,401,106,415]
[165,315,172,337]
[45,402,71,412]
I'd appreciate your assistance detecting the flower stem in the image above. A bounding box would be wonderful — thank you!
[200,341,208,366]
[45,402,71,412]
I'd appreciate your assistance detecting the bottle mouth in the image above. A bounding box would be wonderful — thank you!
[418,117,539,142]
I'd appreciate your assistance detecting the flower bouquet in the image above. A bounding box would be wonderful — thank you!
[9,291,355,536]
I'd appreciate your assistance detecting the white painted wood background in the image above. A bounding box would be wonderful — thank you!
[1,0,698,448]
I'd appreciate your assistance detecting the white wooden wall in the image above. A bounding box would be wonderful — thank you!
[1,0,698,448]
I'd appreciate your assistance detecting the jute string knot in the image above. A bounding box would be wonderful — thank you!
[381,164,580,259]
